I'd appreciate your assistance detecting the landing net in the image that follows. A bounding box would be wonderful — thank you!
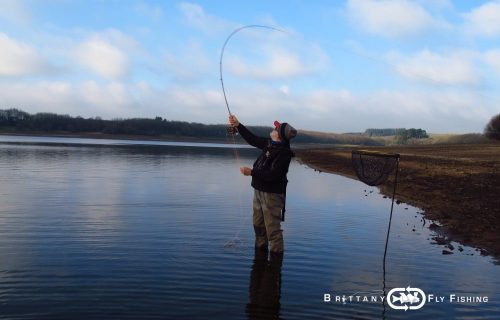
[351,149,401,315]
[351,150,400,186]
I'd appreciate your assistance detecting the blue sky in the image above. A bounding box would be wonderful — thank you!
[1,0,499,133]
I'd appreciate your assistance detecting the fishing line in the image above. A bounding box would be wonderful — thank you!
[224,134,249,250]
[220,24,286,249]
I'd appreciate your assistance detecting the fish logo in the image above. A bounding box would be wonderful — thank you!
[392,292,420,304]
[387,286,426,311]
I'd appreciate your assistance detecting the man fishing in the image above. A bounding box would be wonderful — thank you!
[228,115,297,254]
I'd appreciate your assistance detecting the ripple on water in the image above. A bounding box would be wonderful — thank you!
[0,141,499,319]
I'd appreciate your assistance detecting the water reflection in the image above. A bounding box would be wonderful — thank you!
[246,249,283,320]
[0,139,499,319]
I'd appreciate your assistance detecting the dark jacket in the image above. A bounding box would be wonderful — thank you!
[237,123,293,194]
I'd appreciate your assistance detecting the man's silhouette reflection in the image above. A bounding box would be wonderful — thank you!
[246,249,283,319]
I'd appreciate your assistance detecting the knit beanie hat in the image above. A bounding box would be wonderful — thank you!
[274,120,297,141]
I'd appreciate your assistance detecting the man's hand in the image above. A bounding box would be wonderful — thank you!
[240,167,252,176]
[229,115,239,127]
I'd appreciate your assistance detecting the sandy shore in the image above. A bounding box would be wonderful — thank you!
[295,143,500,261]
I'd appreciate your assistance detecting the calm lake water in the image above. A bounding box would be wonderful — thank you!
[0,136,498,319]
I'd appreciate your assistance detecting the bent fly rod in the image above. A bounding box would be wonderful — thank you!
[219,24,286,134]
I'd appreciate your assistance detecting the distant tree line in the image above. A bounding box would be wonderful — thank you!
[484,113,500,140]
[394,128,429,144]
[364,127,429,144]
[364,128,405,136]
[364,128,428,138]
[0,108,382,145]
[0,108,265,137]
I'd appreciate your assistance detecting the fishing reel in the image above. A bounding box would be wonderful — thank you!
[227,126,238,135]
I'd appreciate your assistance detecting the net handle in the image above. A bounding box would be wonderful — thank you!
[352,149,400,159]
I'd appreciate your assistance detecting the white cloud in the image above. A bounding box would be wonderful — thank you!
[484,49,500,74]
[0,81,72,114]
[0,81,140,118]
[0,0,32,26]
[294,89,491,133]
[100,29,140,53]
[0,80,494,133]
[164,41,211,82]
[134,2,163,22]
[297,89,355,115]
[74,36,130,80]
[0,33,52,77]
[80,81,131,112]
[279,85,290,95]
[226,50,306,79]
[218,86,492,133]
[163,87,223,119]
[463,1,500,37]
[177,2,231,34]
[416,0,453,11]
[388,50,480,86]
[0,80,223,121]
[346,0,449,37]
[224,40,329,80]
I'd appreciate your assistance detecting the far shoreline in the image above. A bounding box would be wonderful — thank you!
[0,131,235,145]
[0,131,353,149]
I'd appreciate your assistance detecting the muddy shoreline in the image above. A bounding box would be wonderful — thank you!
[295,143,500,261]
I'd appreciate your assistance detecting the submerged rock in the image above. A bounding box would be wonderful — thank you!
[442,250,454,255]
[433,236,449,245]
[429,223,440,231]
